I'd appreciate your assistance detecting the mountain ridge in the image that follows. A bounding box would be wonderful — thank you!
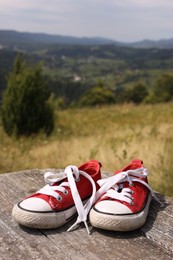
[0,29,173,49]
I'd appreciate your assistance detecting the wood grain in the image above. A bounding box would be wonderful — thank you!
[0,169,173,260]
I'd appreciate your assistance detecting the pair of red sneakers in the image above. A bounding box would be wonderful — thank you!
[12,159,154,234]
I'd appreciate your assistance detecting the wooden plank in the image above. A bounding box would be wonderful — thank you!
[42,222,173,260]
[141,193,173,252]
[0,170,173,259]
[0,170,65,260]
[0,195,64,260]
[0,170,64,260]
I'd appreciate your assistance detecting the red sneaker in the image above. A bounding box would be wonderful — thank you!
[89,159,153,231]
[12,160,101,233]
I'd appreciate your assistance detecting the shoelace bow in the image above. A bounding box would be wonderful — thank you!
[37,166,163,235]
[37,165,97,235]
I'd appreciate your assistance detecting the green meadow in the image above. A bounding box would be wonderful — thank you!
[0,102,173,197]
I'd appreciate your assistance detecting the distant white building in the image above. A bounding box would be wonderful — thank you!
[73,75,82,82]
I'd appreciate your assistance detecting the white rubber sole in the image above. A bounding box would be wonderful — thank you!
[89,193,152,231]
[12,203,77,229]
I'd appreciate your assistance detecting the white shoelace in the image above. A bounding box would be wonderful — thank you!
[95,168,164,206]
[37,165,97,235]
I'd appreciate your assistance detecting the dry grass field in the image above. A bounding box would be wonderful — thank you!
[0,102,173,196]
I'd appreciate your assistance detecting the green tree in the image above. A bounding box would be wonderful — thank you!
[153,74,173,102]
[80,85,115,106]
[1,56,54,136]
[120,83,148,104]
[130,83,148,104]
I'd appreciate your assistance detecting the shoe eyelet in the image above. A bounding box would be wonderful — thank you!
[130,201,134,206]
[75,177,80,182]
[57,195,62,201]
[131,190,134,194]
[129,183,134,187]
[63,189,68,195]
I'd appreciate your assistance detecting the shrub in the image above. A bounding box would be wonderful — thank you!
[1,56,54,136]
[80,85,115,106]
[120,83,148,104]
[130,83,148,104]
[153,74,173,103]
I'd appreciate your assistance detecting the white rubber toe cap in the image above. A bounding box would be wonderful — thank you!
[95,200,132,214]
[19,198,52,212]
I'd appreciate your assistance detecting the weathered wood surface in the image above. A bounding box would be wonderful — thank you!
[0,169,173,260]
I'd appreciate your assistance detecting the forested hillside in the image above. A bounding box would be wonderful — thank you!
[1,42,173,106]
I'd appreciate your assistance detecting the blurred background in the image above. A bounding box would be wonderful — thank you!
[0,0,173,196]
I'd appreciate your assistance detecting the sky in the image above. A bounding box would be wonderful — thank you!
[0,0,173,42]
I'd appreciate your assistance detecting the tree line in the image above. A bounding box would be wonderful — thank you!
[48,73,173,107]
[1,56,173,137]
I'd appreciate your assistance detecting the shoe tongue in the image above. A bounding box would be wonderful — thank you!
[114,160,143,175]
[114,170,121,175]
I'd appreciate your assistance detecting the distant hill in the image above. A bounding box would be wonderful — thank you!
[0,30,173,49]
[0,30,118,47]
[127,39,173,49]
